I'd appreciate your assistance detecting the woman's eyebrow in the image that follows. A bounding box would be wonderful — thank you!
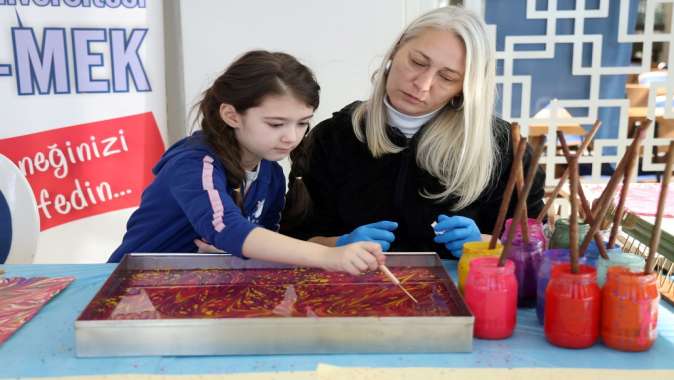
[414,50,462,75]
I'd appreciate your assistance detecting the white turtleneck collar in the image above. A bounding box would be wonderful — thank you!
[384,96,442,138]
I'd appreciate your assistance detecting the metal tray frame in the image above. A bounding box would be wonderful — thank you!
[75,252,473,356]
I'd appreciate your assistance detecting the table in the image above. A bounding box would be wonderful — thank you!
[1,262,673,378]
[627,106,674,157]
[529,101,587,137]
[528,124,587,137]
[571,183,674,258]
[628,107,673,119]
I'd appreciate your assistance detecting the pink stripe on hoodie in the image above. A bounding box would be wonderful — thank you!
[202,156,226,232]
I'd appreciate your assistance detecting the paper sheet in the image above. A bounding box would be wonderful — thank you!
[13,366,674,380]
[0,276,74,344]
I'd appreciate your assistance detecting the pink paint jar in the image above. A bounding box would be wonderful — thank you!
[464,257,518,339]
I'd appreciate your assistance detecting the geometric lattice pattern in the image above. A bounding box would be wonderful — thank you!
[489,0,674,185]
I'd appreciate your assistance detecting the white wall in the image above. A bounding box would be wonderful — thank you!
[166,0,445,151]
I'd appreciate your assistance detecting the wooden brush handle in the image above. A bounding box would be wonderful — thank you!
[379,265,400,285]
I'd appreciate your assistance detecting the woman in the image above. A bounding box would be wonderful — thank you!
[282,6,545,259]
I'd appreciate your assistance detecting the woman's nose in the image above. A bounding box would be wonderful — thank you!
[413,69,434,94]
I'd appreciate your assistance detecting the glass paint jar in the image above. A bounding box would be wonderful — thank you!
[464,257,518,339]
[549,218,590,249]
[506,238,544,308]
[583,240,622,268]
[601,267,659,351]
[457,241,502,294]
[501,218,546,247]
[536,248,588,324]
[596,252,645,287]
[544,263,601,348]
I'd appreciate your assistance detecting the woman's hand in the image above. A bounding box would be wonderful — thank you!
[432,215,481,258]
[336,221,398,251]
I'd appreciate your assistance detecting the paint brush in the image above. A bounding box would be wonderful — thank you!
[379,264,418,303]
[490,138,528,248]
[537,120,602,222]
[498,140,544,267]
[578,122,650,256]
[557,132,609,259]
[568,155,580,273]
[511,124,530,243]
[645,140,674,273]
[608,123,648,248]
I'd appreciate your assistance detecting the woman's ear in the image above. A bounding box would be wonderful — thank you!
[219,103,241,128]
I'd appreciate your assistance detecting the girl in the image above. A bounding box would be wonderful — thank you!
[109,50,384,276]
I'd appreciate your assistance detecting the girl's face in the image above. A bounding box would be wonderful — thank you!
[385,28,466,116]
[222,93,313,170]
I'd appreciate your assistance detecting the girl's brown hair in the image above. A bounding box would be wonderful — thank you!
[194,50,318,218]
[280,130,313,231]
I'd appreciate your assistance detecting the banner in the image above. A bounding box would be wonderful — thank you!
[0,0,166,263]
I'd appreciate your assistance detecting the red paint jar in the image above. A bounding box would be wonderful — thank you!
[464,257,517,339]
[602,267,659,351]
[544,263,600,348]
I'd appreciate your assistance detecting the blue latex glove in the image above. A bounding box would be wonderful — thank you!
[336,221,398,251]
[433,215,481,258]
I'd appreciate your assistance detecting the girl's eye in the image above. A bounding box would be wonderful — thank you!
[298,122,311,128]
[267,123,284,128]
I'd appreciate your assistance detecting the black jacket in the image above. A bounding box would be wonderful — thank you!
[283,102,545,259]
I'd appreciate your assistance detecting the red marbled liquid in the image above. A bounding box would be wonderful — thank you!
[79,267,468,320]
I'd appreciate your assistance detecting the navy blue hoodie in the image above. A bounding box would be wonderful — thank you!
[108,131,286,262]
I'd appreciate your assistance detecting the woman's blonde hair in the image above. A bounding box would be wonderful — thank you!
[352,6,497,210]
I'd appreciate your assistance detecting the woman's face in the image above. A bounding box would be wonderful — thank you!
[385,28,466,116]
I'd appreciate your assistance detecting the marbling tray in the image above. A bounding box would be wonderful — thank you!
[75,252,473,356]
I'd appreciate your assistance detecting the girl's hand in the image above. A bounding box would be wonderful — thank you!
[323,242,386,275]
[194,239,225,253]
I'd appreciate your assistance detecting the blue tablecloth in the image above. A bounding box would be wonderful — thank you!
[1,262,673,377]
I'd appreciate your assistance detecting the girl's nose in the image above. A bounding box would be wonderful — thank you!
[282,126,299,143]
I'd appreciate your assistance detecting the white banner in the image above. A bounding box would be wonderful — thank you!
[0,0,166,263]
